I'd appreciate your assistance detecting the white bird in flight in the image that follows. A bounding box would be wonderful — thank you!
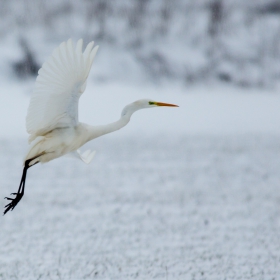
[4,39,178,215]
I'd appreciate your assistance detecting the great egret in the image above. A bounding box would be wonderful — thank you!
[4,39,178,215]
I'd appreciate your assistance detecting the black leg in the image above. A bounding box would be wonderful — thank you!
[3,158,38,215]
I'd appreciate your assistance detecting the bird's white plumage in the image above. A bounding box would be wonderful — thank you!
[3,38,179,216]
[76,149,96,164]
[26,39,99,142]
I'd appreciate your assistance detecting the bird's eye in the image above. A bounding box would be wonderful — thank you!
[149,101,155,105]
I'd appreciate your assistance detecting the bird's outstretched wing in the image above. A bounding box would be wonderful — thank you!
[26,39,98,142]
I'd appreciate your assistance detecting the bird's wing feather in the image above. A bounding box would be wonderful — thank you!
[26,39,99,138]
[77,149,96,164]
[67,149,96,164]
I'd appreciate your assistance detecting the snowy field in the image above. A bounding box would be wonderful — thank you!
[1,82,280,279]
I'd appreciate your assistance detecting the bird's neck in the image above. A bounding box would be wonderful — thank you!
[87,114,131,141]
[85,102,143,142]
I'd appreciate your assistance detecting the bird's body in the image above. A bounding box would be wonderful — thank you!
[25,124,89,165]
[4,39,178,215]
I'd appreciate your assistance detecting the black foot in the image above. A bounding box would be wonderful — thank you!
[4,193,23,215]
[3,157,39,215]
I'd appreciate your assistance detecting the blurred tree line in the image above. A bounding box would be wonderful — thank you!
[1,0,280,87]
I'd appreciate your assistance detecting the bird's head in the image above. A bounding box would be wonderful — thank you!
[121,99,179,117]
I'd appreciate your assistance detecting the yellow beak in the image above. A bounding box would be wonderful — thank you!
[155,102,179,107]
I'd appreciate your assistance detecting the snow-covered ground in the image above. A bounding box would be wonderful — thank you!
[0,80,280,279]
